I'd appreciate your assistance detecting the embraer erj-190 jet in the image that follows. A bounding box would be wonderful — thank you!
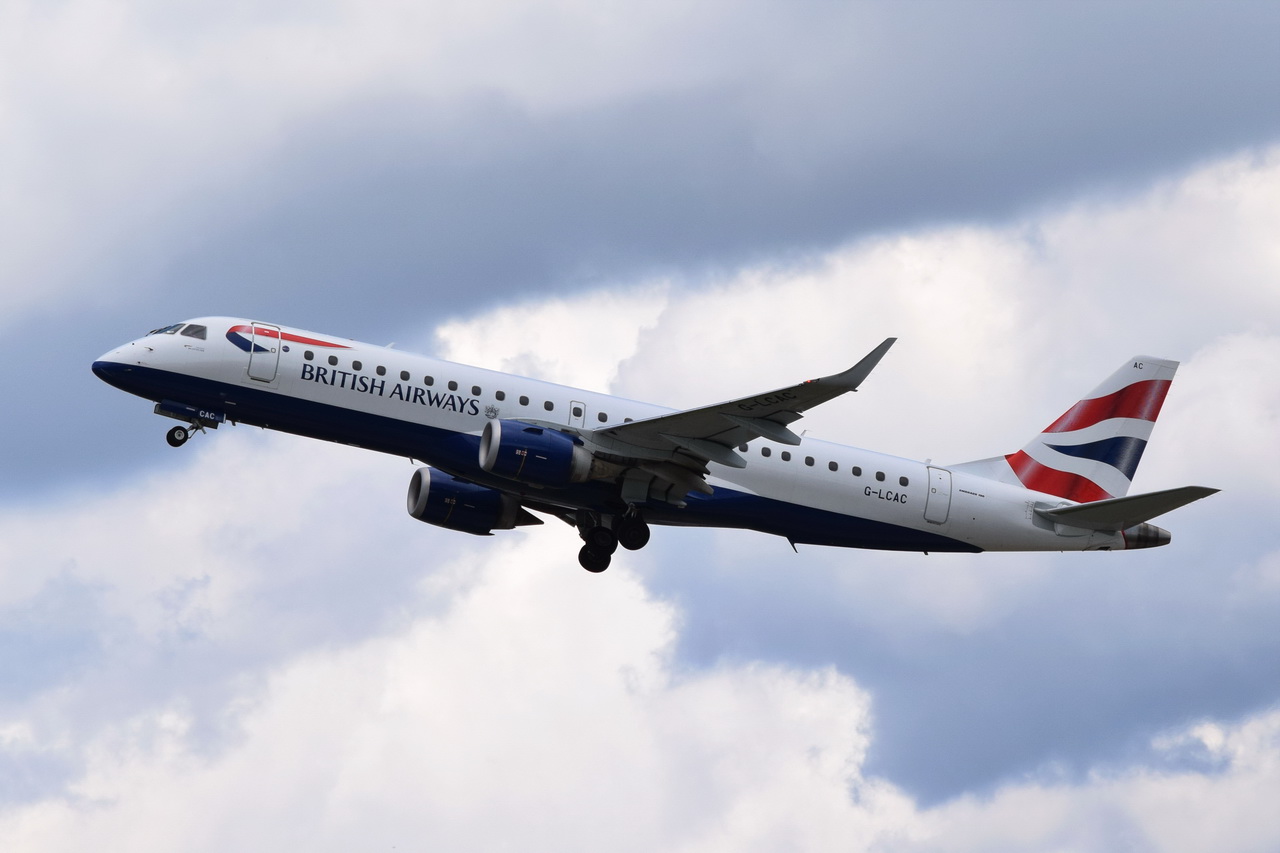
[93,318,1216,572]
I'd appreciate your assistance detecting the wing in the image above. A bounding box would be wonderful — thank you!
[581,338,896,499]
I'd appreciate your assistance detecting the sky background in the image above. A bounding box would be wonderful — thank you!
[3,1,1280,849]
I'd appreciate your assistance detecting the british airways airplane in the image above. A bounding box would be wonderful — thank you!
[92,318,1216,571]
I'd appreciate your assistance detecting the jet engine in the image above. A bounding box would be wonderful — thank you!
[478,419,594,487]
[406,466,540,535]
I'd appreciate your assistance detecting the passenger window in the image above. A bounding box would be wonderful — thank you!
[739,444,748,452]
[781,451,791,462]
[805,456,814,466]
[180,325,207,340]
[572,405,583,418]
[761,447,772,458]
[424,376,434,386]
[400,370,410,381]
[852,467,862,477]
[304,351,314,361]
[544,401,555,412]
[352,360,363,371]
[597,412,607,422]
[900,476,909,487]
[377,366,387,376]
[876,472,886,482]
[473,385,481,396]
[829,461,838,472]
[624,417,633,423]
[496,391,506,401]
[448,380,458,391]
[519,395,529,406]
[328,355,338,366]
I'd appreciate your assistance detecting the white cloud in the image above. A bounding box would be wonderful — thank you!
[5,146,1280,849]
[0,497,920,852]
[300,144,1280,637]
[913,709,1280,853]
[433,280,671,389]
[1154,332,1280,498]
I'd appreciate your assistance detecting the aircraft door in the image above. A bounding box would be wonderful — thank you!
[924,466,952,525]
[569,400,586,429]
[247,323,281,383]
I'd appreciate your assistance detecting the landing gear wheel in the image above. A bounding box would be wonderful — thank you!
[166,426,190,447]
[578,545,611,573]
[584,525,618,555]
[616,517,650,551]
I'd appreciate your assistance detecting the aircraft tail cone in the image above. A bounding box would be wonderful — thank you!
[1122,523,1171,549]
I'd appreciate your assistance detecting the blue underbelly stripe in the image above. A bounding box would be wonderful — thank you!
[98,363,980,553]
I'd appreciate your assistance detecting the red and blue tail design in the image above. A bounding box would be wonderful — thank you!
[1003,357,1177,502]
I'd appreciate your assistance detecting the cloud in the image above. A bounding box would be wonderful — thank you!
[7,1,1280,334]
[5,139,1280,848]
[912,708,1280,853]
[432,281,671,388]
[0,434,921,850]
[425,146,1280,803]
[3,428,1280,851]
[8,0,1280,505]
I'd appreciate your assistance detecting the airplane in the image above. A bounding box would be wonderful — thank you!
[92,318,1217,572]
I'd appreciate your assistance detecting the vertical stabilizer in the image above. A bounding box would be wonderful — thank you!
[1001,357,1177,501]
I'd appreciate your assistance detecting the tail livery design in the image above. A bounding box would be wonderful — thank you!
[1005,357,1176,502]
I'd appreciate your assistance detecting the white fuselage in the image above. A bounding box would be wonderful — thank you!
[93,317,1132,554]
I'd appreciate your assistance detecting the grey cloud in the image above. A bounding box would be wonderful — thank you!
[5,4,1280,839]
[639,505,1280,805]
[10,2,1280,497]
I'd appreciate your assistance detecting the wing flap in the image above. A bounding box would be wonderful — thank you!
[660,434,748,468]
[721,414,803,445]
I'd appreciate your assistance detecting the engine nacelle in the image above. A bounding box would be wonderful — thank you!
[478,419,592,487]
[406,466,524,536]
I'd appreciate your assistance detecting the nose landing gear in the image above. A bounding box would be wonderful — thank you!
[153,401,224,448]
[165,425,191,447]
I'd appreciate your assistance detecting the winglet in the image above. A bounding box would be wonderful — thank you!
[822,337,897,392]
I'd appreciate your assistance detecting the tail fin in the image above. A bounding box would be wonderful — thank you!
[1003,357,1177,501]
[953,357,1178,502]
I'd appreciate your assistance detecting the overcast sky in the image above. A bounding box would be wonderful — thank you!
[4,2,1280,850]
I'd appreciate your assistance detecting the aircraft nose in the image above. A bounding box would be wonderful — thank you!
[92,345,141,391]
[92,358,118,380]
[92,357,130,388]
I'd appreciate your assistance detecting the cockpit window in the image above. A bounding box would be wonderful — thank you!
[148,323,184,336]
[180,324,207,340]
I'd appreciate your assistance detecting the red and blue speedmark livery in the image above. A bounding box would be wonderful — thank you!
[225,324,351,353]
[93,317,1216,572]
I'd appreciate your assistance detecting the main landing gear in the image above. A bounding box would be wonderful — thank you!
[576,509,651,573]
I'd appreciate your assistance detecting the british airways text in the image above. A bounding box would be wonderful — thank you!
[300,364,481,415]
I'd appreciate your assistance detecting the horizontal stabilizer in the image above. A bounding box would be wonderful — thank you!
[1035,485,1219,532]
